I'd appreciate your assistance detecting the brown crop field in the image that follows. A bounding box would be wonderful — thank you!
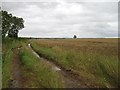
[30,38,118,88]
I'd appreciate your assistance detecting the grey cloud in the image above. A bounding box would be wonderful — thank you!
[2,2,27,11]
[2,1,118,38]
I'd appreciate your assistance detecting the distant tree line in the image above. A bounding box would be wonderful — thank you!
[1,10,24,38]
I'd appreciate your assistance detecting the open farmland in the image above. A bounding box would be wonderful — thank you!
[2,1,119,89]
[2,38,119,88]
[30,38,118,88]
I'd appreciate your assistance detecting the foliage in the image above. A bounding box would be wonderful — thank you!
[73,35,77,38]
[2,11,24,38]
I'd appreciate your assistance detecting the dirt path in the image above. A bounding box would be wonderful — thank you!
[10,47,23,88]
[28,43,89,88]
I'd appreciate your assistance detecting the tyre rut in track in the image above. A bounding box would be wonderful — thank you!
[10,47,23,88]
[28,43,89,88]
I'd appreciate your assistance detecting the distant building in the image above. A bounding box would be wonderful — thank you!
[73,35,77,39]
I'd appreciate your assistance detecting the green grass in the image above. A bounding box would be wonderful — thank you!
[2,38,63,88]
[2,50,13,88]
[31,38,118,88]
[0,42,2,89]
[2,38,18,88]
[20,44,63,88]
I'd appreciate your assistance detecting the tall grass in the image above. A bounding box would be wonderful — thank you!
[31,38,118,88]
[2,38,20,88]
[2,38,63,88]
[20,44,63,88]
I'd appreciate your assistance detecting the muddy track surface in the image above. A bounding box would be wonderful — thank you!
[10,47,23,88]
[28,43,89,88]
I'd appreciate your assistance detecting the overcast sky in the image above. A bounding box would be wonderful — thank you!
[2,0,118,38]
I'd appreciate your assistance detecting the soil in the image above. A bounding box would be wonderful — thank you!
[10,47,23,88]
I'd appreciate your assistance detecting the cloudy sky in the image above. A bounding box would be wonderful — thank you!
[2,0,118,38]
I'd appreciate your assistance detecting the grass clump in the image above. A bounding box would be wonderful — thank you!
[20,44,63,88]
[2,38,21,88]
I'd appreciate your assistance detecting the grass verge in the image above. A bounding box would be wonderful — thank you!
[20,43,63,88]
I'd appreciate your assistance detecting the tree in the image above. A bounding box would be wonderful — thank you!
[2,11,11,37]
[2,10,24,38]
[0,9,2,38]
[73,35,77,39]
